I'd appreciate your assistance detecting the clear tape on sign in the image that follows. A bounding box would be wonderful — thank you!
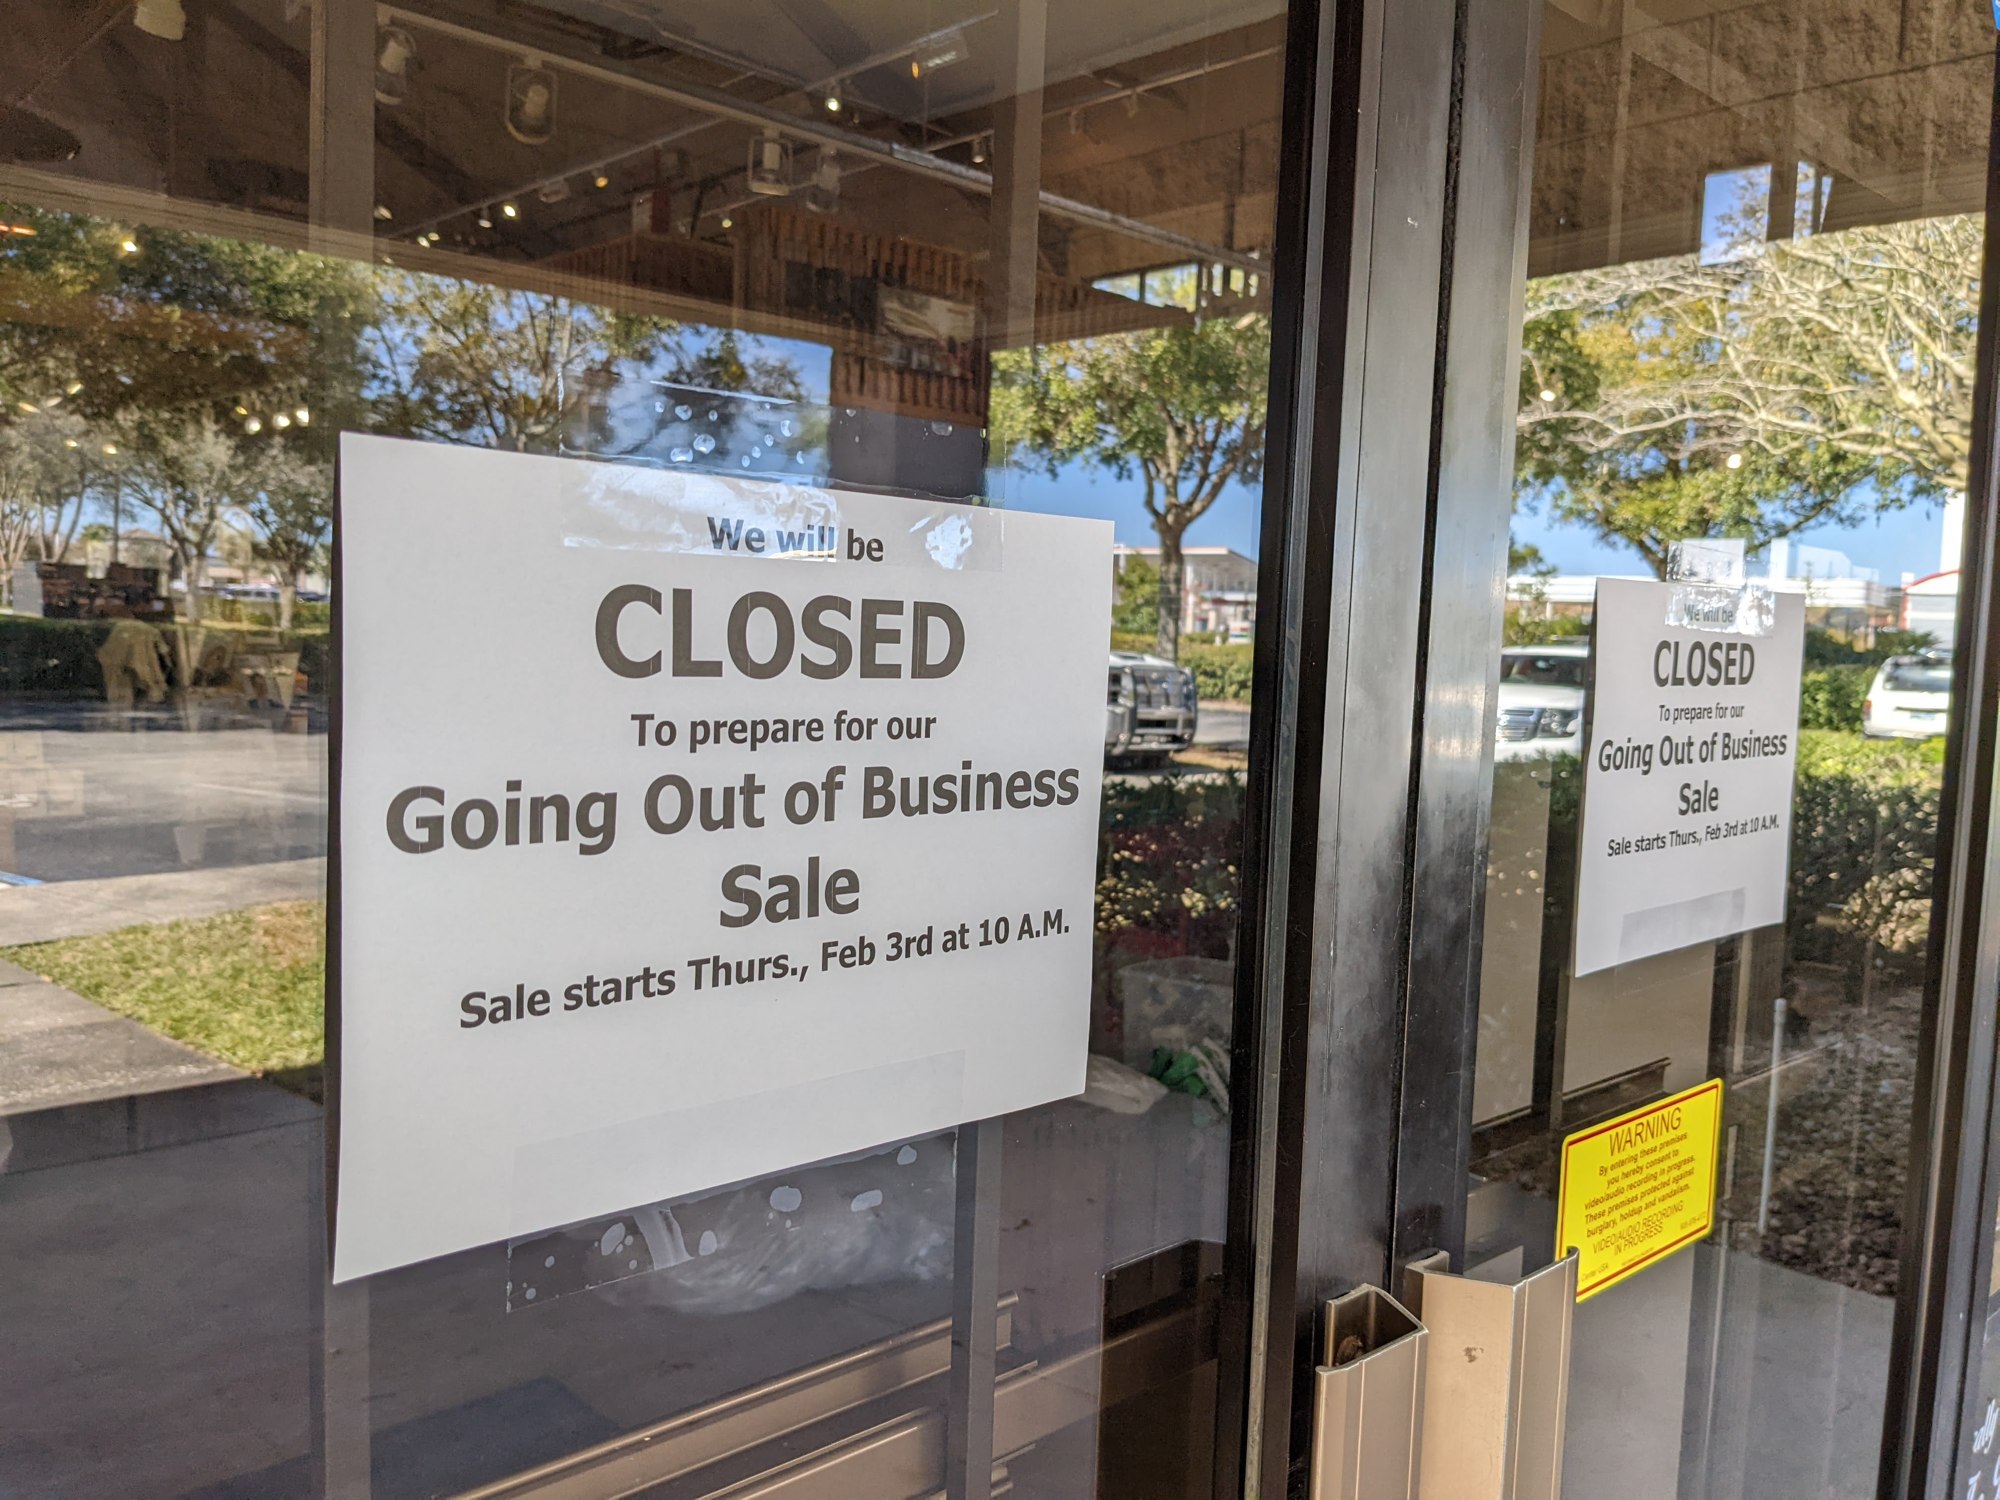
[560,460,1004,572]
[1663,537,1774,637]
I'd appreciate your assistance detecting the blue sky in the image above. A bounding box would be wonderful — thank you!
[995,463,1264,555]
[1510,491,1957,582]
[999,459,1956,583]
[728,328,1958,581]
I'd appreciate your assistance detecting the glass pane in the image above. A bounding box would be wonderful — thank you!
[1467,3,1993,1495]
[0,1,1288,1495]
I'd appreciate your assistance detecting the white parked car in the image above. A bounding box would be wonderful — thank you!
[1495,643,1589,761]
[1864,650,1952,739]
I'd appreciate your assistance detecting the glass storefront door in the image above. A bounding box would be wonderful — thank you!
[1384,1,2000,1496]
[16,0,2000,1496]
[0,2,1305,1496]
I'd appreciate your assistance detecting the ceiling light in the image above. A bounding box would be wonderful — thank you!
[65,381,83,395]
[62,438,78,449]
[244,418,263,434]
[804,151,841,214]
[1539,388,1556,403]
[374,25,416,107]
[295,407,311,426]
[1726,452,1744,469]
[373,204,393,221]
[101,443,117,456]
[593,172,610,189]
[272,413,292,429]
[747,128,792,197]
[501,201,519,219]
[477,208,494,228]
[119,238,139,254]
[132,0,187,42]
[720,214,733,229]
[0,222,37,237]
[505,61,557,146]
[537,179,570,204]
[823,85,842,115]
[16,401,37,413]
[970,134,988,165]
[233,404,248,415]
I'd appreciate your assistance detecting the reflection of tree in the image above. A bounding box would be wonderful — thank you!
[370,272,671,452]
[0,207,372,443]
[1518,215,1979,575]
[0,411,93,600]
[119,413,240,625]
[993,310,1270,660]
[0,204,368,625]
[1112,554,1161,636]
[667,329,807,404]
[243,449,330,629]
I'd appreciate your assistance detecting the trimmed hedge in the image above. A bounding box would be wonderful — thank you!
[0,614,331,699]
[1787,730,1941,963]
[1513,731,1943,970]
[0,615,114,696]
[1799,664,1874,733]
[1181,642,1254,702]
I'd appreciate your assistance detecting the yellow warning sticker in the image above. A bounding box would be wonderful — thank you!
[1556,1078,1723,1301]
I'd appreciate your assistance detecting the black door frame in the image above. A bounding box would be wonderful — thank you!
[1231,6,2000,1498]
[1884,40,2000,1500]
[1215,0,1542,1491]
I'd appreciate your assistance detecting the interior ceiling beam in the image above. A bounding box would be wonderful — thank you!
[379,2,1263,273]
[8,0,130,110]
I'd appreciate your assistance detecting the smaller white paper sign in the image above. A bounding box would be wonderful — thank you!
[1573,578,1805,977]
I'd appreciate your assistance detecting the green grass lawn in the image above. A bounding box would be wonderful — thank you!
[3,901,326,1097]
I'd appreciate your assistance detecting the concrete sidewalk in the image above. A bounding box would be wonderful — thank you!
[0,958,241,1116]
[0,857,325,947]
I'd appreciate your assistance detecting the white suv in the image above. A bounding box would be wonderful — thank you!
[1864,650,1952,739]
[1495,643,1589,761]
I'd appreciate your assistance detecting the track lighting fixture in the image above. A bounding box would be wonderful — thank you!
[132,0,186,42]
[747,128,792,197]
[374,25,415,106]
[505,61,557,146]
[804,151,841,214]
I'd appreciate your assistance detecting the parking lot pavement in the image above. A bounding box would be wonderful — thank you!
[0,709,326,885]
[1195,702,1249,748]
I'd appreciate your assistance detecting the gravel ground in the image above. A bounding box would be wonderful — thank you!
[1723,981,1920,1296]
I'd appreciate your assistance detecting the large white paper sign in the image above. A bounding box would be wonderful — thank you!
[333,435,1111,1281]
[1572,578,1805,977]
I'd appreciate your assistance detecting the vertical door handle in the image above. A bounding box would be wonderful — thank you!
[1401,1249,1577,1500]
[1309,1284,1428,1500]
